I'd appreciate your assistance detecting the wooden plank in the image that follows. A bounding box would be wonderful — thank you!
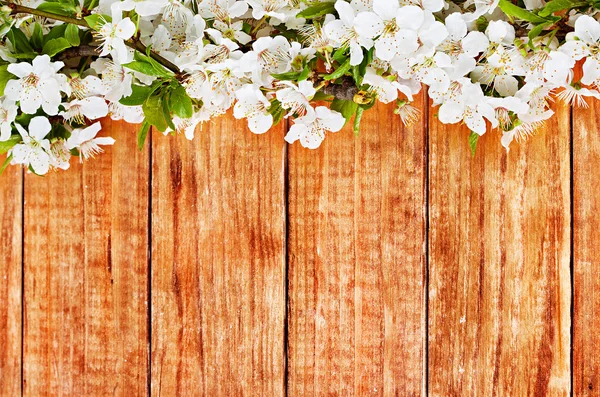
[0,163,22,396]
[287,98,427,396]
[151,115,286,395]
[23,119,149,395]
[573,103,600,396]
[428,104,571,396]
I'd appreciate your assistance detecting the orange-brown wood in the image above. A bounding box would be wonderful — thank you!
[573,103,600,396]
[428,104,572,396]
[150,116,286,396]
[22,120,149,395]
[0,164,22,396]
[287,99,427,396]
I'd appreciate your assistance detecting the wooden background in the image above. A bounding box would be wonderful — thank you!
[0,96,598,396]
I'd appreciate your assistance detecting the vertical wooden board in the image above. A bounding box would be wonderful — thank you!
[151,115,286,396]
[287,99,427,396]
[573,103,600,396]
[0,164,22,396]
[428,105,571,396]
[23,119,149,395]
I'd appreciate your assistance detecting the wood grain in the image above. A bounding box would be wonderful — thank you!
[428,104,571,396]
[151,115,286,396]
[22,119,149,395]
[573,103,600,396]
[287,98,427,396]
[0,163,22,396]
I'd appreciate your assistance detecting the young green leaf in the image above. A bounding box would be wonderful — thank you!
[30,23,44,50]
[296,2,336,19]
[0,65,16,96]
[36,1,77,16]
[330,98,358,125]
[84,14,111,30]
[65,24,81,46]
[142,95,168,132]
[323,58,351,81]
[7,28,34,53]
[539,0,588,17]
[0,135,21,155]
[137,121,151,151]
[42,37,72,57]
[468,131,479,157]
[120,83,159,106]
[0,153,13,176]
[169,84,193,119]
[162,94,176,131]
[353,107,364,136]
[268,99,286,126]
[498,0,552,23]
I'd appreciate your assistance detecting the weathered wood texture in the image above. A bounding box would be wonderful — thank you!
[22,120,149,396]
[573,103,600,396]
[428,104,572,396]
[0,164,21,396]
[151,116,286,396]
[287,99,427,396]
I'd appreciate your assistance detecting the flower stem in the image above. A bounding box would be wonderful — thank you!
[6,2,181,74]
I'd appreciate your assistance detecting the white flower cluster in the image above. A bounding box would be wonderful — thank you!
[0,0,599,174]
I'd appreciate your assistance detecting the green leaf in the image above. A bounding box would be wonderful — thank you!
[268,99,285,125]
[142,95,168,132]
[123,60,161,76]
[539,0,588,16]
[30,23,44,50]
[137,121,150,151]
[42,37,72,57]
[7,28,34,53]
[65,24,80,46]
[0,65,16,96]
[120,83,158,106]
[43,24,68,45]
[498,0,551,23]
[323,58,351,81]
[271,70,302,81]
[330,98,358,125]
[162,94,176,131]
[169,83,193,119]
[134,50,174,77]
[84,14,110,30]
[353,107,364,136]
[332,46,348,64]
[296,2,336,19]
[0,135,20,155]
[36,2,77,16]
[468,131,479,157]
[0,153,13,176]
[312,91,335,101]
[527,21,552,43]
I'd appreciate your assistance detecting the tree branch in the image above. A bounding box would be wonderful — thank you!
[7,2,181,74]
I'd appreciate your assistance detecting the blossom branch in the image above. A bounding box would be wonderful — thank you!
[6,2,181,73]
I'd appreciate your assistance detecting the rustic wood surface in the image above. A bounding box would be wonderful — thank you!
[150,115,286,396]
[428,103,571,396]
[0,100,596,396]
[22,120,149,396]
[0,164,21,396]
[573,103,600,396]
[287,99,427,396]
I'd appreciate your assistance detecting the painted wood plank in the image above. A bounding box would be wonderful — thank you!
[151,115,286,396]
[573,103,600,396]
[428,104,571,396]
[22,119,149,395]
[287,98,427,396]
[0,163,22,396]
